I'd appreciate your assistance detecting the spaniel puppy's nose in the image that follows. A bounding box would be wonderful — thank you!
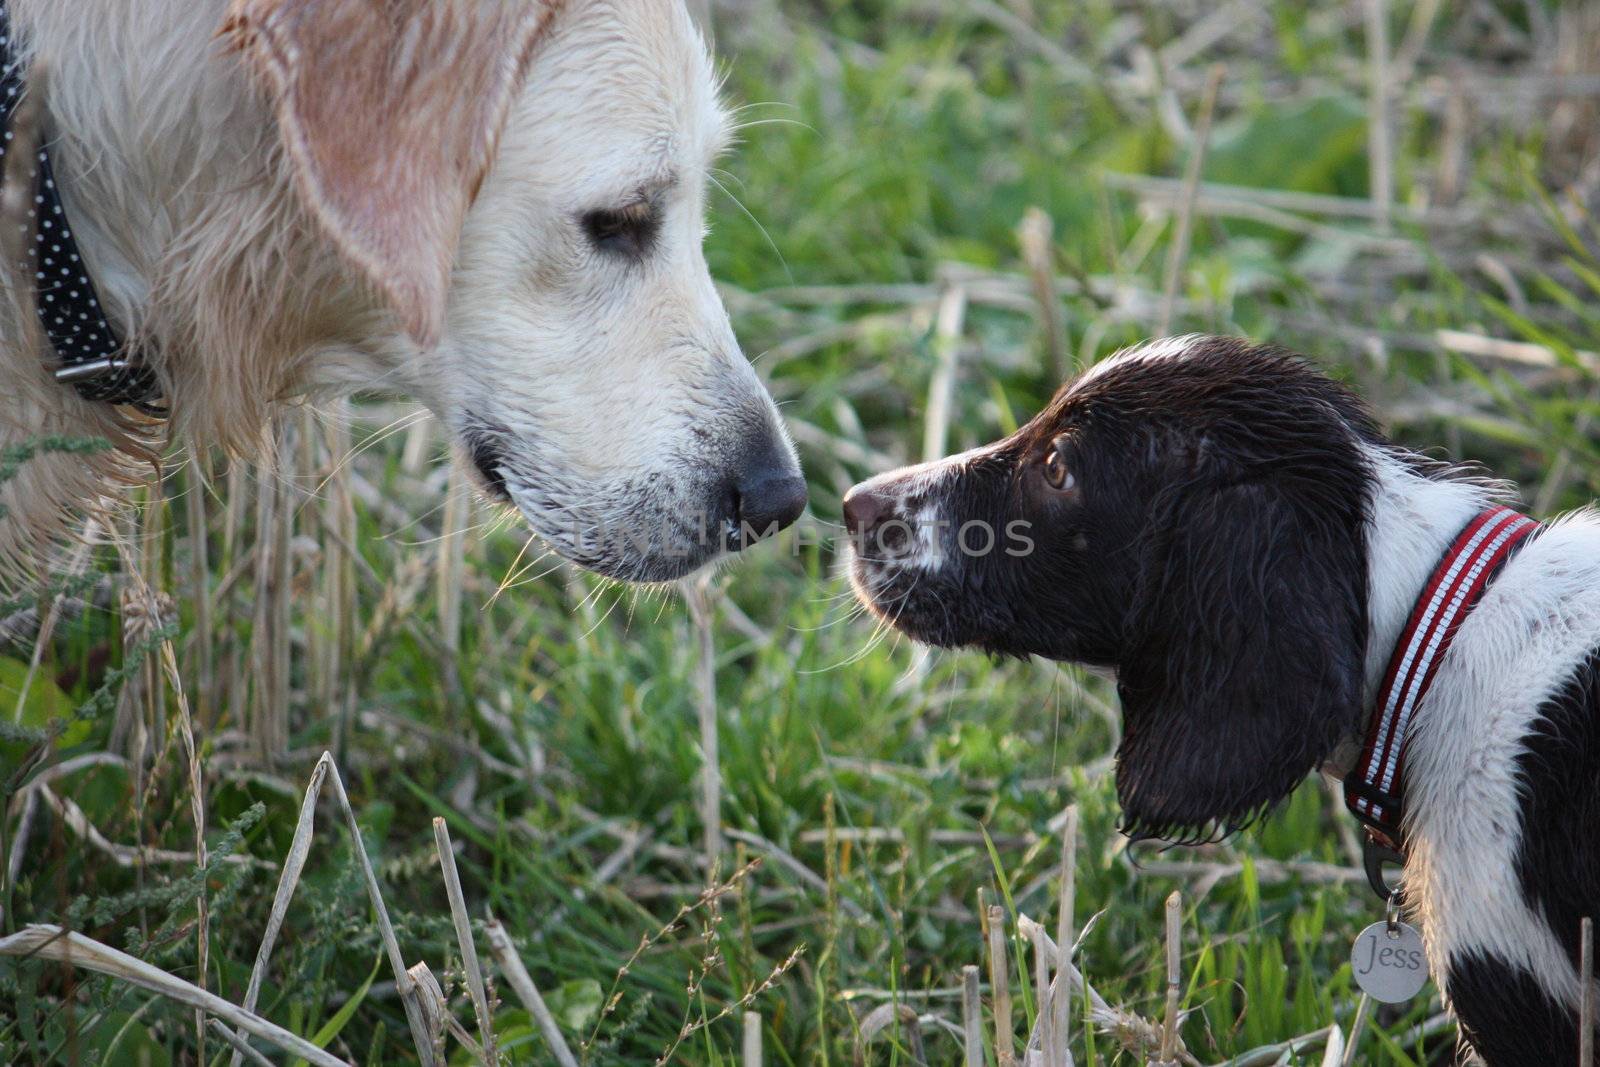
[842,485,890,536]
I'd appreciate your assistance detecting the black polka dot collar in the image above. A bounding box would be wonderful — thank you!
[1,3,162,415]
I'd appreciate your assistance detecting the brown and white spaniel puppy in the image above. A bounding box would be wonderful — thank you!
[846,335,1600,1064]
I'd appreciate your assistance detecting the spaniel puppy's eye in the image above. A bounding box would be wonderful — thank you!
[580,200,661,257]
[1042,446,1076,492]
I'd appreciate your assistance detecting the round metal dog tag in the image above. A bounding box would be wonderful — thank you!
[1350,920,1429,1003]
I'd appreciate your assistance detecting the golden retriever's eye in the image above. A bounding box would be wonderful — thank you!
[580,200,661,258]
[1042,447,1075,492]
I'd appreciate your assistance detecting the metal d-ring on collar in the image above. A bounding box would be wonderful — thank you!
[0,2,164,415]
[1363,836,1406,906]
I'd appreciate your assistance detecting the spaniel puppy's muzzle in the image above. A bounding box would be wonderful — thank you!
[845,335,1600,1065]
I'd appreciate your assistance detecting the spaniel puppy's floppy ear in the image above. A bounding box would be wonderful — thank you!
[1115,453,1369,842]
[223,0,562,347]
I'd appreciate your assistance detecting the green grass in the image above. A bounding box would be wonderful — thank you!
[4,1,1599,1063]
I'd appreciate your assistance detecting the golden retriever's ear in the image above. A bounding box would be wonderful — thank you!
[223,0,560,347]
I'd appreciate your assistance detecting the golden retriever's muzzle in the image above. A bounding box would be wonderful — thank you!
[463,418,805,582]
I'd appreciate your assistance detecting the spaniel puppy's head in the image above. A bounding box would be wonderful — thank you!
[846,337,1378,840]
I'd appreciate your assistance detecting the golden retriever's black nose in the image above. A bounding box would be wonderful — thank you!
[842,485,889,536]
[735,472,807,546]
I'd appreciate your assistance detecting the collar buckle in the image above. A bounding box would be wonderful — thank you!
[52,354,165,416]
[54,356,132,385]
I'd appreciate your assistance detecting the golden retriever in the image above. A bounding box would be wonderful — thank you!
[0,0,804,586]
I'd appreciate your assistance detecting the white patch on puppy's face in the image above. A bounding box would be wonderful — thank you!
[386,0,801,581]
[1073,334,1205,388]
[848,443,1000,577]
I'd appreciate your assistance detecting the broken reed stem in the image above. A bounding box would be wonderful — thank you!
[988,904,1015,1067]
[856,1003,926,1063]
[962,964,983,1067]
[251,421,293,760]
[313,406,358,757]
[222,749,439,1064]
[485,917,582,1067]
[298,410,328,711]
[817,794,840,1055]
[1364,0,1394,235]
[1340,995,1374,1067]
[1018,207,1068,381]
[233,753,331,1067]
[208,1019,275,1067]
[432,818,498,1065]
[407,960,465,1061]
[922,284,968,463]
[325,754,440,1066]
[272,426,294,760]
[28,785,230,869]
[266,421,295,761]
[743,1011,762,1067]
[436,460,469,659]
[1054,805,1078,1057]
[1209,1026,1339,1067]
[0,926,345,1067]
[1582,916,1595,1067]
[1320,1024,1346,1067]
[1018,915,1181,1062]
[184,452,213,730]
[1158,890,1182,1062]
[1156,63,1224,337]
[685,576,722,875]
[6,788,37,891]
[160,641,208,1062]
[221,462,247,719]
[1029,922,1059,1067]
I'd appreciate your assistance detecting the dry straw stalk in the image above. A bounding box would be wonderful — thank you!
[1157,890,1183,1063]
[0,926,348,1067]
[432,816,498,1064]
[987,904,1016,1066]
[962,963,983,1067]
[485,916,582,1067]
[743,1010,763,1067]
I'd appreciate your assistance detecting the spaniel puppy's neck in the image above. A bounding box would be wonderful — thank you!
[1323,446,1502,777]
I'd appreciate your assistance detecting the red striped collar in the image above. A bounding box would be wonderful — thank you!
[1344,506,1539,866]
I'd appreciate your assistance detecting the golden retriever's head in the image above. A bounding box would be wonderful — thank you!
[229,0,803,581]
